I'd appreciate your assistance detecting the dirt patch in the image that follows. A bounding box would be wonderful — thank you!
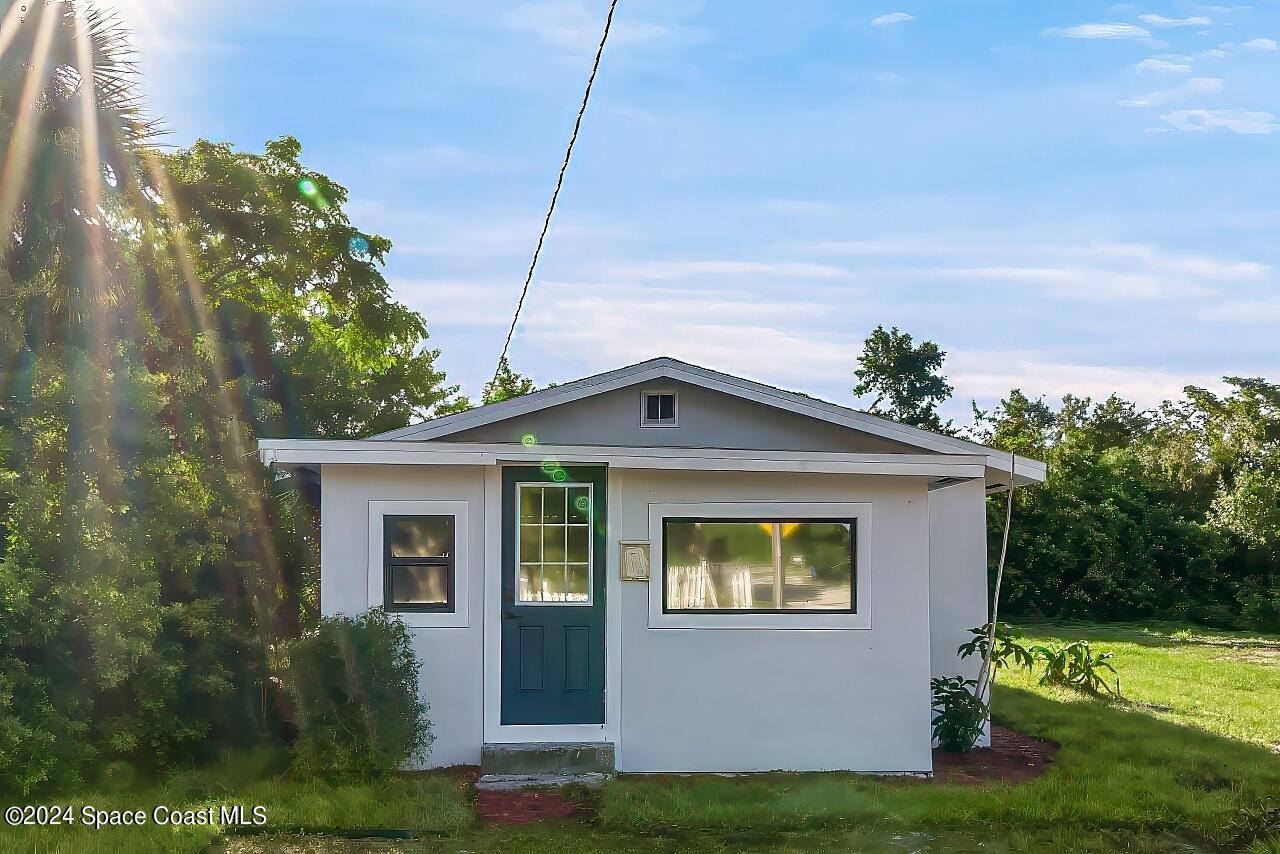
[932,724,1058,785]
[475,789,589,825]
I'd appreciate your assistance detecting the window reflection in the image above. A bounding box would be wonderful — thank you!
[389,516,452,558]
[390,563,449,604]
[664,519,854,612]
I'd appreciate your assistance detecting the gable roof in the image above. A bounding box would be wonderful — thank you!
[374,357,1045,485]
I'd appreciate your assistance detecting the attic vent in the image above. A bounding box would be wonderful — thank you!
[641,391,677,427]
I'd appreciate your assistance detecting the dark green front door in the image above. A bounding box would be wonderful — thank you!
[501,465,606,725]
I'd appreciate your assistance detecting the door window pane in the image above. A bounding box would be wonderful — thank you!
[566,564,589,599]
[568,487,591,522]
[519,525,541,562]
[566,525,589,563]
[517,483,592,604]
[664,519,854,612]
[519,487,542,523]
[543,525,566,562]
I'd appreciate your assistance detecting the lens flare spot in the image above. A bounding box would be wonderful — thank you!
[551,468,567,483]
[298,178,318,197]
[540,458,558,473]
[521,433,538,447]
[574,495,590,513]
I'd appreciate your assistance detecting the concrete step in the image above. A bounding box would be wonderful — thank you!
[475,772,610,791]
[481,742,616,776]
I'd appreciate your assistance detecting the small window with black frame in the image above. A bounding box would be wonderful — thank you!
[384,515,454,611]
[663,518,855,613]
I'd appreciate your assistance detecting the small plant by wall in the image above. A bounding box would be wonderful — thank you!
[933,623,1122,753]
[929,676,988,753]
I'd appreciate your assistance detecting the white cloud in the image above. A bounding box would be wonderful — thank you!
[936,265,1214,301]
[811,240,1267,302]
[1159,108,1280,133]
[1135,57,1192,72]
[947,352,1223,409]
[1199,300,1280,323]
[1118,76,1223,107]
[519,282,856,385]
[871,12,915,26]
[1048,23,1152,40]
[391,279,516,327]
[1139,14,1212,27]
[587,260,855,281]
[502,1,688,53]
[1242,37,1278,50]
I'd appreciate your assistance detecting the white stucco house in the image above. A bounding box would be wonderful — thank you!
[259,357,1045,775]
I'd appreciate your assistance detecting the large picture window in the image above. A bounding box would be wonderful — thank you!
[384,515,454,612]
[663,518,855,613]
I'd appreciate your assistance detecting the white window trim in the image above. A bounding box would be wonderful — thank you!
[646,501,872,630]
[368,499,470,628]
[515,481,595,606]
[640,390,678,427]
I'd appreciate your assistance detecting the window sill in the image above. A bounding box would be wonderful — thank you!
[647,611,871,630]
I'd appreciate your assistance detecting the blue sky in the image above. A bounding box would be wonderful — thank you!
[117,0,1279,421]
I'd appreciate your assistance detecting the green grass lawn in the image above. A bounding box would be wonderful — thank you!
[598,621,1280,849]
[2,622,1278,853]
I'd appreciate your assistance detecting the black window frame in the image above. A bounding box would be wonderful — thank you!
[661,517,857,615]
[641,391,678,427]
[383,515,455,613]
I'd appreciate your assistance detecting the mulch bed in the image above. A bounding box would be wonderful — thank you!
[932,724,1058,785]
[475,789,589,825]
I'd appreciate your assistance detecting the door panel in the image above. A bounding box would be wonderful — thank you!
[501,465,606,725]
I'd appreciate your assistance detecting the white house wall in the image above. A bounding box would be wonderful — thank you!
[318,462,976,773]
[926,478,991,746]
[614,469,934,773]
[319,464,485,768]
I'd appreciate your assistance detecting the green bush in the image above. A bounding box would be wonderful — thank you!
[1240,586,1280,633]
[930,676,988,753]
[282,609,433,779]
[1032,639,1119,696]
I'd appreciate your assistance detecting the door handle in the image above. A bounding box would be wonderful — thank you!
[502,612,520,620]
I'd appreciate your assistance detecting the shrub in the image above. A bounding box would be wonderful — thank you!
[281,609,433,779]
[1239,586,1280,633]
[930,676,987,753]
[1032,640,1119,696]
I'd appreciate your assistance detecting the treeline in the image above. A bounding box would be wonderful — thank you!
[853,326,1279,631]
[975,383,1278,630]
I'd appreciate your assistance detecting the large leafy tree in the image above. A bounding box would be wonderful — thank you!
[160,137,460,438]
[853,325,954,432]
[0,0,459,795]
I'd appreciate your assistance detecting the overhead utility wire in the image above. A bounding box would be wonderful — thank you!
[493,0,621,381]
